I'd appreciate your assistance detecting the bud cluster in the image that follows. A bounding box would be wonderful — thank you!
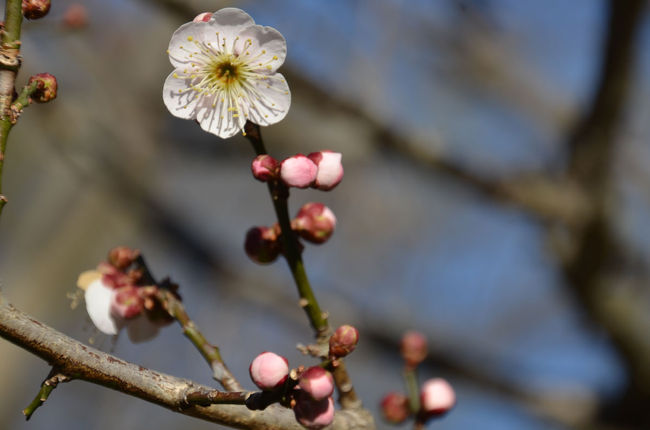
[244,203,337,264]
[251,151,343,191]
[248,352,336,429]
[379,331,455,426]
[77,246,177,342]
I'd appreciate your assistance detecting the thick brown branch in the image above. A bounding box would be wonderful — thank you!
[0,292,375,429]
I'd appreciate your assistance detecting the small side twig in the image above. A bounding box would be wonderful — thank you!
[130,255,242,391]
[22,367,71,420]
[158,289,243,391]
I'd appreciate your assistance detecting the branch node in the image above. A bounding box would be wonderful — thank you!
[22,367,71,420]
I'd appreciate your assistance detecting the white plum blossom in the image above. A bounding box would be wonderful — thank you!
[78,273,159,343]
[163,8,291,138]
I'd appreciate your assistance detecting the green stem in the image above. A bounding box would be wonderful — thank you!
[0,0,24,218]
[244,122,329,339]
[12,79,41,112]
[158,289,243,392]
[22,368,70,420]
[133,255,242,391]
[244,122,362,409]
[404,367,421,414]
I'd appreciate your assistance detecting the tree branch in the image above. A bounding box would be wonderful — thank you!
[561,0,650,426]
[0,292,375,429]
[0,0,24,216]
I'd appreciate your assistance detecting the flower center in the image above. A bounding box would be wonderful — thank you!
[214,59,242,85]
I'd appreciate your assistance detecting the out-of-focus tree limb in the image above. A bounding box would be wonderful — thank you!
[561,0,650,427]
[0,292,375,430]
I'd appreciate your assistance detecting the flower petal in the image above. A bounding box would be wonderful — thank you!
[167,21,213,68]
[206,8,256,52]
[245,73,291,126]
[197,94,246,138]
[85,280,121,335]
[126,315,160,343]
[163,71,202,120]
[237,25,287,73]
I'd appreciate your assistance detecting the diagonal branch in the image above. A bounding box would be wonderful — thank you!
[0,292,375,429]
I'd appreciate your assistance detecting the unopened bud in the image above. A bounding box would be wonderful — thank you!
[251,154,280,182]
[249,351,289,390]
[329,324,359,357]
[291,203,336,244]
[280,154,318,188]
[420,378,455,418]
[193,12,212,22]
[63,3,88,29]
[244,226,280,264]
[108,246,140,270]
[97,262,131,289]
[293,390,335,430]
[111,285,144,319]
[380,392,410,424]
[22,0,50,20]
[27,73,57,103]
[308,151,343,191]
[299,366,334,401]
[400,331,427,368]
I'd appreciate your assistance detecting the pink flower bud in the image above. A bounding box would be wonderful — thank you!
[193,12,212,22]
[244,226,280,264]
[291,203,336,244]
[299,366,334,401]
[27,73,57,103]
[108,246,140,270]
[400,331,427,368]
[97,262,131,289]
[293,390,335,429]
[380,392,410,424]
[280,154,318,188]
[308,151,344,191]
[251,154,280,182]
[111,285,144,319]
[22,0,50,20]
[249,352,289,390]
[63,4,88,29]
[420,378,455,418]
[329,324,359,357]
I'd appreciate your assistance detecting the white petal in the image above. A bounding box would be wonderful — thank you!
[167,21,213,68]
[163,71,202,120]
[85,280,120,335]
[245,73,291,126]
[126,315,160,343]
[198,94,246,138]
[207,8,256,50]
[237,25,287,73]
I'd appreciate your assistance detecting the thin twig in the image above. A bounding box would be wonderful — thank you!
[244,122,360,409]
[131,255,242,391]
[158,288,243,391]
[0,0,24,217]
[22,367,71,420]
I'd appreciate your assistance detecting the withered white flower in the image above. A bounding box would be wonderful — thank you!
[163,8,291,138]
